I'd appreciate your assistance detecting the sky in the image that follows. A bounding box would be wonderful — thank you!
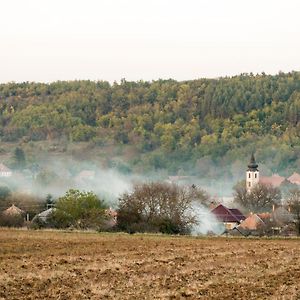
[1,0,300,83]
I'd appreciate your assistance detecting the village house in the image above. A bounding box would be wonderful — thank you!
[237,206,294,235]
[287,172,300,185]
[0,163,12,177]
[211,204,246,230]
[2,204,24,217]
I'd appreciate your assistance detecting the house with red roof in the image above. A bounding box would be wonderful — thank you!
[211,204,246,230]
[238,213,268,231]
[287,172,300,185]
[259,174,285,188]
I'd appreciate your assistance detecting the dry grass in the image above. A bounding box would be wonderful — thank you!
[0,229,299,300]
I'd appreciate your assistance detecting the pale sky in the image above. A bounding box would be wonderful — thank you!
[1,0,300,83]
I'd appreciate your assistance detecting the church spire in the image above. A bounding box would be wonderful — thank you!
[248,152,258,171]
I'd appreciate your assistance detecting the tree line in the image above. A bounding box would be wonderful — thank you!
[1,181,299,235]
[1,72,300,175]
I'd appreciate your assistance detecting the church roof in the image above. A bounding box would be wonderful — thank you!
[247,153,258,171]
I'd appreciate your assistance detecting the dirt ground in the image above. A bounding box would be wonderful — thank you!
[0,229,299,300]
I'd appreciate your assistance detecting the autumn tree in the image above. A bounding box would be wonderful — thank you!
[117,182,209,234]
[233,181,282,213]
[286,188,300,235]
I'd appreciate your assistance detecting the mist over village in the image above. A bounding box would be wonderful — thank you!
[1,0,300,299]
[1,146,300,237]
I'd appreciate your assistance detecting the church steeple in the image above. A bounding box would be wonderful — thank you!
[248,152,258,171]
[246,153,259,192]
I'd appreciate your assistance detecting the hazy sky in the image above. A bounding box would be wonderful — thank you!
[1,0,300,83]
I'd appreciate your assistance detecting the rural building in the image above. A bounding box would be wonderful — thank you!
[32,208,55,224]
[0,163,12,177]
[245,154,300,190]
[259,174,285,188]
[211,204,246,230]
[2,204,25,217]
[237,207,294,235]
[287,172,300,185]
[238,213,266,231]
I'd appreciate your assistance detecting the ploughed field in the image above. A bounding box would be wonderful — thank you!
[0,229,299,300]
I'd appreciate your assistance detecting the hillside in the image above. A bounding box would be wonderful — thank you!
[1,72,300,184]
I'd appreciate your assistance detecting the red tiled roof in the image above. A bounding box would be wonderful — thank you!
[211,204,245,223]
[257,212,271,220]
[239,214,265,230]
[259,174,285,187]
[287,172,300,185]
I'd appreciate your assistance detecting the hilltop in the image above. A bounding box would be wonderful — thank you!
[1,72,300,184]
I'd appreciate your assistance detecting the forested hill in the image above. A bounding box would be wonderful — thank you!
[1,72,300,178]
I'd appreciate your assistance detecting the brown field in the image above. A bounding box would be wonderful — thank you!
[0,229,299,300]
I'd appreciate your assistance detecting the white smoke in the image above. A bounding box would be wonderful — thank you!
[190,203,225,235]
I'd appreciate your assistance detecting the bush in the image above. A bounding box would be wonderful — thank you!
[0,213,24,227]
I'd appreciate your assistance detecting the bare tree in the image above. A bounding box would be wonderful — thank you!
[286,189,300,235]
[233,181,281,213]
[117,182,209,234]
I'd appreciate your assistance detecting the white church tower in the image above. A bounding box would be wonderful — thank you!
[246,153,259,192]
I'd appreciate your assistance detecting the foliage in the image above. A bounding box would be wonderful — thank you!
[286,188,300,235]
[13,147,26,169]
[117,182,209,234]
[0,186,11,200]
[233,181,282,213]
[1,73,300,174]
[0,213,24,227]
[52,189,107,229]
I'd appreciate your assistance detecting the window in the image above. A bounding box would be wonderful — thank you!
[255,173,257,178]
[248,182,251,187]
[248,173,251,178]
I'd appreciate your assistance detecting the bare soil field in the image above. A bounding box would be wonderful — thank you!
[0,229,299,300]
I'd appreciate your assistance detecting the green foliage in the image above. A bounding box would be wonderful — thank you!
[1,73,300,174]
[0,186,11,200]
[13,147,26,169]
[70,124,97,142]
[52,189,107,229]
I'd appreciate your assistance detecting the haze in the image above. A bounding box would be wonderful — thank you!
[1,0,300,83]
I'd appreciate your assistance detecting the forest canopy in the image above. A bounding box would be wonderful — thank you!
[1,72,300,177]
